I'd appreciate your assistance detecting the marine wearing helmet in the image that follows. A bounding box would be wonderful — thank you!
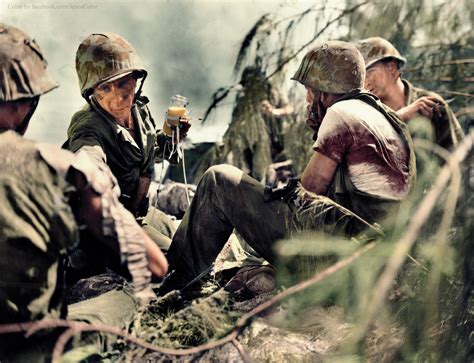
[75,32,146,99]
[0,23,57,134]
[355,36,464,149]
[64,32,188,275]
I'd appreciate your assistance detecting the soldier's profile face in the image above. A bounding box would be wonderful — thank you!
[365,62,391,98]
[305,87,321,129]
[93,75,137,123]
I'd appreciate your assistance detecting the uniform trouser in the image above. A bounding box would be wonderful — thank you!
[0,289,139,362]
[167,164,293,283]
[218,232,268,271]
[141,206,176,251]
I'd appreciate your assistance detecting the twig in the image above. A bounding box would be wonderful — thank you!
[232,338,252,363]
[265,1,370,80]
[0,241,376,361]
[401,140,455,274]
[417,140,462,355]
[431,91,473,99]
[0,319,238,360]
[272,5,326,27]
[404,58,474,71]
[348,131,474,347]
[53,328,78,362]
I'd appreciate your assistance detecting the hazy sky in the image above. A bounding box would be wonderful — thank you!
[1,0,318,145]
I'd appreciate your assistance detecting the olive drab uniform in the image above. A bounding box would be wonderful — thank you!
[0,131,153,326]
[65,96,177,253]
[403,79,464,150]
[0,132,77,324]
[66,32,179,256]
[67,97,158,203]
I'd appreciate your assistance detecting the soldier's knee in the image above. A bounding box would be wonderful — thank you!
[201,164,238,188]
[205,164,232,179]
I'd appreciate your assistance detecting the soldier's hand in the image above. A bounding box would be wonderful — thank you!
[397,96,443,122]
[175,116,191,141]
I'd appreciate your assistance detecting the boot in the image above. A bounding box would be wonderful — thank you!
[224,265,276,300]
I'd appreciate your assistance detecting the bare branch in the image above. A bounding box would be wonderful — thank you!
[0,241,376,361]
[232,338,252,363]
[234,14,272,74]
[265,0,370,80]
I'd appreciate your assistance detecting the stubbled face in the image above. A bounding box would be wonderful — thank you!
[93,74,137,123]
[305,87,323,130]
[365,61,393,100]
[0,98,35,135]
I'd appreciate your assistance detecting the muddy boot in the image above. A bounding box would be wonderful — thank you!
[224,265,276,300]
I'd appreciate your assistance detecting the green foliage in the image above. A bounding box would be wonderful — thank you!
[270,135,473,361]
[118,290,238,360]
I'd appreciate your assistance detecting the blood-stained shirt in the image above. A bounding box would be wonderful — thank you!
[313,99,411,200]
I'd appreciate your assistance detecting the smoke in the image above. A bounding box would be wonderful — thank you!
[1,0,285,144]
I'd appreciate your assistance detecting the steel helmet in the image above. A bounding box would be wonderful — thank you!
[291,40,365,94]
[356,37,407,69]
[0,23,57,102]
[75,32,147,98]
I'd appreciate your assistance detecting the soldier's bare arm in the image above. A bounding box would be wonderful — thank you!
[301,151,338,195]
[397,95,443,121]
[143,234,168,278]
[72,170,168,281]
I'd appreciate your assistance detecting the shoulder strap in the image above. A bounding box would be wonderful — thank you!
[333,90,417,187]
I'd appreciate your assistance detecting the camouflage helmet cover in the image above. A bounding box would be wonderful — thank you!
[356,37,407,69]
[0,23,57,102]
[76,32,146,98]
[291,40,365,94]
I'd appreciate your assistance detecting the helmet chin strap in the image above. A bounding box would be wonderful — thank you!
[133,72,147,103]
[315,94,327,123]
[14,97,39,135]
